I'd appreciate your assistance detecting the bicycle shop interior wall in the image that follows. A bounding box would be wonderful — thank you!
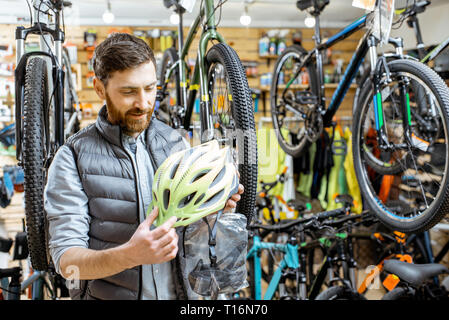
[1,23,366,128]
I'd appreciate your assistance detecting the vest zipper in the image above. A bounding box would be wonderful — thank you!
[120,132,143,300]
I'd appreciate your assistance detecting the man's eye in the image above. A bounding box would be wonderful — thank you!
[122,91,134,95]
[145,86,155,91]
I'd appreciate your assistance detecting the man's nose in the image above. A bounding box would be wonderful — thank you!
[134,90,151,110]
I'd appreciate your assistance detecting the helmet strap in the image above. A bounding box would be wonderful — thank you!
[203,210,223,268]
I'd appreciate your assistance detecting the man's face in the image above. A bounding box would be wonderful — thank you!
[94,61,157,137]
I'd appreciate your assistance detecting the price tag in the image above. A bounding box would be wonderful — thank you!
[371,0,395,44]
[352,0,376,11]
[179,0,197,12]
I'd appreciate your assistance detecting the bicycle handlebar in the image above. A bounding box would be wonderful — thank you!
[0,267,21,279]
[248,207,348,233]
[321,210,373,227]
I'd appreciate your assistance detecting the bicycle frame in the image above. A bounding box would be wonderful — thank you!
[246,234,302,300]
[403,6,449,64]
[14,0,66,164]
[421,37,449,65]
[283,14,369,127]
[161,0,226,140]
[307,233,357,299]
[284,9,422,157]
[0,267,55,300]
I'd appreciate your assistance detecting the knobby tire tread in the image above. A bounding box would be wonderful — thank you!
[206,43,258,224]
[23,57,50,271]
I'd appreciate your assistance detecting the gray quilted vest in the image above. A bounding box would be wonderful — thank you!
[65,106,188,300]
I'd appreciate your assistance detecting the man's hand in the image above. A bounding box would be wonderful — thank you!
[224,183,244,213]
[59,207,178,280]
[124,206,178,267]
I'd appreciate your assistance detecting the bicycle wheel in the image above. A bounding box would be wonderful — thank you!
[315,285,367,300]
[156,47,182,128]
[353,59,449,233]
[63,62,80,138]
[270,45,318,157]
[22,57,51,271]
[205,43,258,222]
[353,67,370,114]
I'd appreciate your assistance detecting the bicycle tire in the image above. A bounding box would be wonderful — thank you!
[315,285,367,300]
[22,57,51,271]
[205,43,258,223]
[157,47,181,127]
[247,258,257,299]
[270,45,318,157]
[306,242,326,287]
[352,67,370,114]
[353,59,449,233]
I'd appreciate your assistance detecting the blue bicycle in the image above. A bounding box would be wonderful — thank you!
[270,0,449,233]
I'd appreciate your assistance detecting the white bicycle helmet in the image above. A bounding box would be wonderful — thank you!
[149,139,239,227]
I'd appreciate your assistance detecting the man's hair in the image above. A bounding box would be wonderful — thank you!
[93,33,156,86]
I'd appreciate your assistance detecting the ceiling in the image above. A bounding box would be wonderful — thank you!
[0,0,448,28]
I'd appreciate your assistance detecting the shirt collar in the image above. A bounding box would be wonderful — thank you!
[122,129,147,147]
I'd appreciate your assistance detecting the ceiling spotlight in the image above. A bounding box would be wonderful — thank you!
[240,6,251,26]
[102,0,114,24]
[304,16,315,28]
[170,13,180,25]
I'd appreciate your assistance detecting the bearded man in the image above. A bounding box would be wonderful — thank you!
[44,33,243,300]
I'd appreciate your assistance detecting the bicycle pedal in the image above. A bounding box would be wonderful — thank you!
[295,92,318,105]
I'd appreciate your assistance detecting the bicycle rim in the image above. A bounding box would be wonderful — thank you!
[270,46,317,157]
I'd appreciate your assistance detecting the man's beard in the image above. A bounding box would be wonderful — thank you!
[105,93,153,136]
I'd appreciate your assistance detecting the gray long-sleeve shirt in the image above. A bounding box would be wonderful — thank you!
[45,128,180,300]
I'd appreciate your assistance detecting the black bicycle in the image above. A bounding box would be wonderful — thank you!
[270,0,449,233]
[14,0,80,271]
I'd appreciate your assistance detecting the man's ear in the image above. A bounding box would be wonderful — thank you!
[93,77,106,100]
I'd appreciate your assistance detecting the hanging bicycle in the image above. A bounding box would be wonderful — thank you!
[156,0,258,222]
[14,0,81,271]
[270,0,449,233]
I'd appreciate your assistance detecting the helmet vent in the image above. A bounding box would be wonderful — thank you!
[169,158,181,180]
[179,192,197,208]
[210,166,227,189]
[194,193,205,206]
[163,189,171,210]
[191,169,211,184]
[153,191,158,202]
[200,189,225,208]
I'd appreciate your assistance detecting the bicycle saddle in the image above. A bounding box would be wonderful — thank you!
[409,0,430,15]
[296,0,329,14]
[163,0,186,13]
[334,194,353,208]
[50,0,72,8]
[384,259,449,288]
[287,199,306,212]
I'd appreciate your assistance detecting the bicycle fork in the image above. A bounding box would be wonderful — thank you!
[369,36,430,154]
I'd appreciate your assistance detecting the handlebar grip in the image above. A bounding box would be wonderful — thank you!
[316,208,346,220]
